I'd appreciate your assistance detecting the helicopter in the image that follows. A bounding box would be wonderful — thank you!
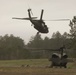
[12,9,49,34]
[26,45,72,68]
[48,46,68,68]
[12,9,70,34]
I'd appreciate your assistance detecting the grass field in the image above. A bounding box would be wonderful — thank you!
[0,59,50,67]
[0,59,76,75]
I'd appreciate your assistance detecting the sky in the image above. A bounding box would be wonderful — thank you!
[0,0,76,43]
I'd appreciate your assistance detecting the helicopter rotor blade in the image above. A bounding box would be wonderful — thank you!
[43,19,70,21]
[32,19,70,21]
[12,17,37,20]
[12,17,30,20]
[40,9,44,20]
[25,48,60,51]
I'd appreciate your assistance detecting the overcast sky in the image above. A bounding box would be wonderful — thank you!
[0,0,76,43]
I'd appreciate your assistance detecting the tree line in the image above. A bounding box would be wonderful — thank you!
[27,31,70,49]
[0,31,75,60]
[0,34,30,59]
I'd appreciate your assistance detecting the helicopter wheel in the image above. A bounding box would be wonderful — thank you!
[37,32,39,35]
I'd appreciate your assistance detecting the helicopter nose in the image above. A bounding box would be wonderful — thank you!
[46,29,49,33]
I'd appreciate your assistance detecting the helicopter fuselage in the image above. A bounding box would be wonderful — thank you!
[30,19,49,33]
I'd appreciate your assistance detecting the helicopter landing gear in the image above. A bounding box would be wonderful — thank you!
[37,32,39,35]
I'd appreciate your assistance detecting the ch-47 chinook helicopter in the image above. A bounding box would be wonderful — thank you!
[12,9,70,34]
[49,46,68,68]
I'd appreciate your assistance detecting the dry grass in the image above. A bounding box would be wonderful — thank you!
[0,67,76,75]
[0,59,76,75]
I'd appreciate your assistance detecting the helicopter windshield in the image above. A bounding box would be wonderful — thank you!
[42,22,45,27]
[42,23,45,26]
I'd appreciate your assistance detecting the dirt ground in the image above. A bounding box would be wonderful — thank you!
[0,67,76,75]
